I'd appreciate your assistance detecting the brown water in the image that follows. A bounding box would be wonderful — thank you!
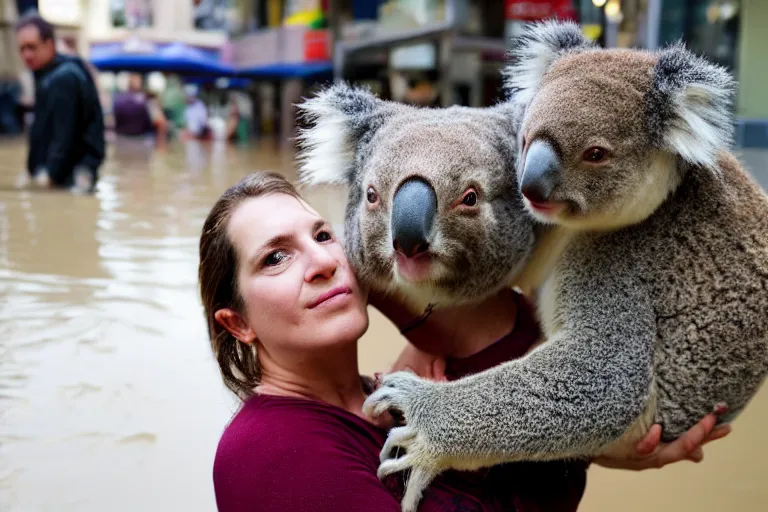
[0,137,765,511]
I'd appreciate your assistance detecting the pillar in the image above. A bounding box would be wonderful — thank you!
[736,0,768,119]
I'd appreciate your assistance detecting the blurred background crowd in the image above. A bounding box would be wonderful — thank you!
[0,0,764,150]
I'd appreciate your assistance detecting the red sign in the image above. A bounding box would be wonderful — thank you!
[505,0,576,22]
[304,30,330,62]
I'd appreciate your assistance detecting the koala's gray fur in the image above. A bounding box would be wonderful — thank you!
[296,86,535,310]
[353,20,768,512]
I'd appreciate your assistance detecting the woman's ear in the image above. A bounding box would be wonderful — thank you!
[214,308,257,344]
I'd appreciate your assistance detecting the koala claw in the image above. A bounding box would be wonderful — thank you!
[380,426,417,464]
[377,444,414,478]
[362,371,430,420]
[402,467,440,512]
[363,372,445,511]
[377,440,440,512]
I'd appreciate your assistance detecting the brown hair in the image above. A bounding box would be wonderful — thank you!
[198,171,303,399]
[15,12,56,41]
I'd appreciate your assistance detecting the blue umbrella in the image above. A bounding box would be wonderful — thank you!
[91,42,238,77]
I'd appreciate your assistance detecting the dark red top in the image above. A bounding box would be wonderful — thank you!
[213,293,589,511]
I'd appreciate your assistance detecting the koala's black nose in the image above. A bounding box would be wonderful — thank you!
[520,140,562,203]
[391,177,437,258]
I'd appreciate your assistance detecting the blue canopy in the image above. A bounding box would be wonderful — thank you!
[237,61,333,80]
[91,42,238,77]
[184,76,251,89]
[90,41,333,81]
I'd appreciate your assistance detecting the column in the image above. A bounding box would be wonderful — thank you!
[737,0,768,119]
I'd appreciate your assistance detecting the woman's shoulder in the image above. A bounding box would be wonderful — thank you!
[215,394,384,467]
[213,394,401,512]
[213,393,389,483]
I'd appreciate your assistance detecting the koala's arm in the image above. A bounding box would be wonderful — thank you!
[370,272,656,467]
[437,336,652,460]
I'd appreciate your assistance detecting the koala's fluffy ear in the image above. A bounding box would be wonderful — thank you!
[647,43,736,170]
[295,83,386,186]
[503,20,593,107]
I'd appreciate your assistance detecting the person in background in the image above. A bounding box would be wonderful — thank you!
[0,73,23,135]
[224,96,241,143]
[161,73,188,134]
[112,73,168,150]
[145,89,168,150]
[182,85,211,140]
[15,12,104,194]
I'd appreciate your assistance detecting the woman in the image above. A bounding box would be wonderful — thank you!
[200,172,729,512]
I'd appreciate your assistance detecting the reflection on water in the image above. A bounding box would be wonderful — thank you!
[0,138,298,512]
[0,137,765,511]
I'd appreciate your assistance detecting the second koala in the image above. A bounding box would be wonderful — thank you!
[360,21,768,512]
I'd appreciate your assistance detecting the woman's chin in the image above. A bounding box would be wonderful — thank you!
[306,307,370,349]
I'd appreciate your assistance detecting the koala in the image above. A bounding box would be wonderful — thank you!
[358,20,768,512]
[295,84,535,312]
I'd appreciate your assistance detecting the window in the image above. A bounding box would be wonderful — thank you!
[193,0,232,31]
[110,0,154,29]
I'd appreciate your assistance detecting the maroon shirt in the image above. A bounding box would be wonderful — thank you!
[213,293,589,511]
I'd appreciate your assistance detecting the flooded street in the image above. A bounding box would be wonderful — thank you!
[0,137,766,511]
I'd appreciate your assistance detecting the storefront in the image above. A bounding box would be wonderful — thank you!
[655,0,741,72]
[612,1,766,145]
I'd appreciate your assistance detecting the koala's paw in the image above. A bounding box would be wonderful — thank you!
[362,372,447,512]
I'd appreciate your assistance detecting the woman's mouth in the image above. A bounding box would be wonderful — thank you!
[308,286,353,309]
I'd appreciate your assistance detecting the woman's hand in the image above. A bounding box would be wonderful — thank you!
[594,407,731,471]
[390,343,447,382]
[33,169,51,189]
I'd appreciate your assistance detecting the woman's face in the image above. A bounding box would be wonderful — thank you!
[217,193,369,352]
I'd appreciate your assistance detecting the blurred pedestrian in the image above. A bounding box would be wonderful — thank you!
[15,13,105,194]
[182,85,211,141]
[113,73,168,150]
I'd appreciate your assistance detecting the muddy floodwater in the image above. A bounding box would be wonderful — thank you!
[0,137,766,512]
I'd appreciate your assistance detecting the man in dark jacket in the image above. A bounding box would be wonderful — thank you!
[15,13,105,194]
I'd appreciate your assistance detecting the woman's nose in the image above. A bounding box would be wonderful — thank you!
[305,245,338,282]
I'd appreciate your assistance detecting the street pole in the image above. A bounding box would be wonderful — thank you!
[327,0,344,83]
[645,0,662,50]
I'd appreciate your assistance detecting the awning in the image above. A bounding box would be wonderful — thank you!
[90,42,238,77]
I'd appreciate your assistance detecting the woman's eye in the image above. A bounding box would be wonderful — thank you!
[264,250,287,267]
[461,189,478,207]
[315,230,332,243]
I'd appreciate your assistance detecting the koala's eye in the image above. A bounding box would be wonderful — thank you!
[583,147,608,163]
[461,189,478,207]
[366,186,379,204]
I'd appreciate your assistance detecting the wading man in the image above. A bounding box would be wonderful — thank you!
[15,13,104,194]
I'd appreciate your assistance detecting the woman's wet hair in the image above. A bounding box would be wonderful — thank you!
[198,171,302,399]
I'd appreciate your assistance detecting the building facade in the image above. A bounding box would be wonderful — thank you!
[589,0,764,146]
[84,0,233,55]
